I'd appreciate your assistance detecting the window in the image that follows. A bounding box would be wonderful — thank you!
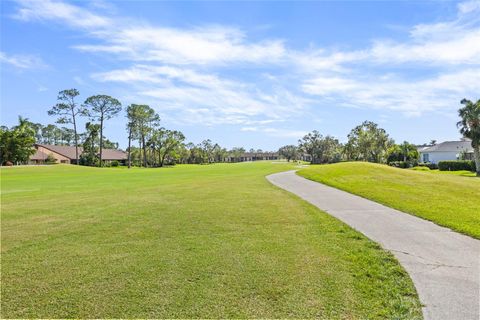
[422,153,429,162]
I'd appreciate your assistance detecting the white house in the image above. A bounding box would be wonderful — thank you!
[418,140,474,164]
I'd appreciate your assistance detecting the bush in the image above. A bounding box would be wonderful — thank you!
[388,160,417,168]
[417,162,438,170]
[45,153,57,164]
[111,160,119,167]
[411,166,430,171]
[438,160,476,172]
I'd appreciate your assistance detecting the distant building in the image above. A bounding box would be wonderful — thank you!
[29,144,128,165]
[417,140,474,164]
[225,152,279,162]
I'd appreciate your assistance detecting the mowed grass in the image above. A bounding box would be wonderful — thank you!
[1,163,421,319]
[298,162,480,238]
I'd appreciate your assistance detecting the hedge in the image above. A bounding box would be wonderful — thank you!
[417,162,438,170]
[438,160,476,172]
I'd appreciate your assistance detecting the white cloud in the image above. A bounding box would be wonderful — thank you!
[0,51,47,69]
[93,65,307,125]
[10,0,480,126]
[13,0,111,29]
[302,69,480,116]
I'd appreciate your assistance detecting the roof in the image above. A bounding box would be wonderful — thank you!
[418,141,474,153]
[30,149,50,160]
[35,144,127,160]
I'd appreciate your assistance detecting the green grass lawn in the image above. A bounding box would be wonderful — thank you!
[1,163,421,318]
[298,162,480,239]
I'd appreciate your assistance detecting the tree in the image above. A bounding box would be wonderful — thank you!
[457,98,480,176]
[278,145,298,162]
[152,129,185,167]
[125,104,159,167]
[299,130,341,164]
[229,147,246,162]
[84,95,122,166]
[80,122,100,166]
[386,141,419,164]
[344,121,393,163]
[0,117,36,165]
[48,89,84,164]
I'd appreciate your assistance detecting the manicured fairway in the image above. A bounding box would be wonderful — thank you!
[298,162,480,239]
[1,163,421,318]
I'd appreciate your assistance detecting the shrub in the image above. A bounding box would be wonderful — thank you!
[438,160,476,172]
[45,153,57,164]
[111,160,119,167]
[418,162,438,170]
[388,160,418,169]
[411,166,430,171]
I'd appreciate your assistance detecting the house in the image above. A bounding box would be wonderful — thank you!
[29,144,128,165]
[417,140,474,164]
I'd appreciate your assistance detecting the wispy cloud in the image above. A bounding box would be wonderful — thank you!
[10,0,480,127]
[0,51,47,69]
[13,0,111,29]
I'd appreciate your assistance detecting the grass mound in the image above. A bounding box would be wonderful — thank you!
[298,162,480,238]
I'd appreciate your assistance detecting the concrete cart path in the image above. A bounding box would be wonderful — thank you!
[267,170,480,320]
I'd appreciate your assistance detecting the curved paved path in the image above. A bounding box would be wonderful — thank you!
[267,170,479,320]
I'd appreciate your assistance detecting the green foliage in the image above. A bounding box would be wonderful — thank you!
[344,121,393,163]
[298,130,341,164]
[84,95,122,166]
[278,145,298,161]
[388,161,411,169]
[45,153,57,164]
[417,162,438,170]
[1,163,421,318]
[110,160,120,167]
[387,142,419,164]
[79,122,100,167]
[0,117,36,165]
[48,89,84,163]
[457,99,480,176]
[438,160,476,172]
[298,162,480,238]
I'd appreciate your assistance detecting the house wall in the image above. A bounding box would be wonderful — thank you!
[419,151,459,164]
[36,146,71,164]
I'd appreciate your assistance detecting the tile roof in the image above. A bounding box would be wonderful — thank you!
[35,144,128,160]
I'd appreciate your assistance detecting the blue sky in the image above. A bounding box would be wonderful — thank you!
[1,0,479,150]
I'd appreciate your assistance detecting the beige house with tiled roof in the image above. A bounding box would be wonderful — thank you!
[29,144,127,165]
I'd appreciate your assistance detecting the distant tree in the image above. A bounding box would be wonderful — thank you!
[125,104,159,167]
[80,122,100,166]
[386,141,419,164]
[457,98,480,176]
[278,145,298,162]
[344,121,393,163]
[212,144,228,163]
[48,89,84,164]
[0,116,36,165]
[41,124,57,144]
[152,129,185,167]
[429,140,437,146]
[84,95,122,167]
[299,130,341,164]
[229,147,246,162]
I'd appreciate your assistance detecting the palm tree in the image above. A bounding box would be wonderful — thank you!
[457,99,480,176]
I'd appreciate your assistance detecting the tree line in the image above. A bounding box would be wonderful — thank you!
[279,98,480,177]
[0,88,273,166]
[278,120,417,165]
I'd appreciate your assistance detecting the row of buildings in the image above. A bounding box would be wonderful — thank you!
[28,144,282,165]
